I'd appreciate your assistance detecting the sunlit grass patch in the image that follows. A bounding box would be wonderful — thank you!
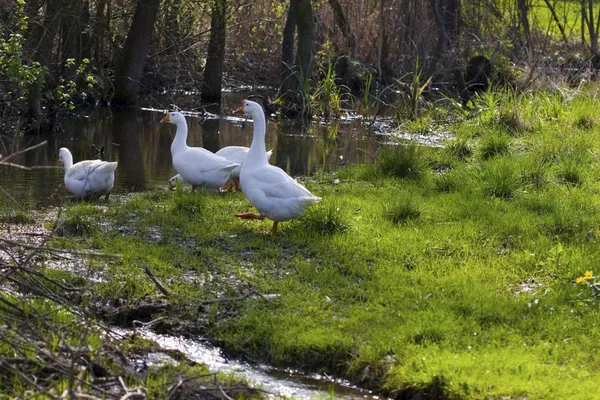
[444,135,473,160]
[56,215,96,237]
[478,131,510,160]
[383,196,422,224]
[301,200,350,235]
[477,156,523,199]
[168,191,206,217]
[375,143,429,180]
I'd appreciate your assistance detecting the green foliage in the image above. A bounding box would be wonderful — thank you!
[395,58,432,120]
[311,61,345,119]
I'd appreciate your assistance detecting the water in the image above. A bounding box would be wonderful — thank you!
[0,100,378,208]
[116,327,383,400]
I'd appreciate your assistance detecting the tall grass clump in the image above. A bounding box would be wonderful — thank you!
[56,215,95,237]
[301,201,350,235]
[445,136,473,160]
[555,153,588,186]
[170,191,206,217]
[519,154,549,189]
[383,196,422,224]
[0,209,35,224]
[478,156,523,199]
[478,132,510,160]
[375,143,429,180]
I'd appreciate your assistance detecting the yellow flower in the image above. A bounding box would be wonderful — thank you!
[576,270,594,284]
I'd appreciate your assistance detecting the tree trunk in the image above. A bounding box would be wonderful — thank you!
[60,0,90,78]
[112,0,160,107]
[294,0,315,84]
[201,0,227,103]
[26,0,62,132]
[542,0,569,44]
[517,0,531,51]
[280,1,297,92]
[327,0,355,51]
[441,0,460,45]
[278,0,316,118]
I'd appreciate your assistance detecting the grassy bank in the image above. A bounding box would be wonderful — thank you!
[26,84,600,398]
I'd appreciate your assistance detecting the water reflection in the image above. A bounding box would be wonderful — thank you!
[0,107,378,208]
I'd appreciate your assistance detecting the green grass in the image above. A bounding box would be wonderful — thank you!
[36,83,600,399]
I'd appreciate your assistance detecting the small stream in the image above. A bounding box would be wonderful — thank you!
[115,327,384,400]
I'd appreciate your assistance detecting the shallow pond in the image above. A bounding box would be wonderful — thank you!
[0,95,379,208]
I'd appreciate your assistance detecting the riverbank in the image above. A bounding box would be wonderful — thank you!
[4,84,600,398]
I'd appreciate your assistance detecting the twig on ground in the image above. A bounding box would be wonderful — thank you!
[132,317,167,328]
[143,265,170,296]
[202,288,277,304]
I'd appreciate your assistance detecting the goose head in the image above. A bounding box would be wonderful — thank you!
[58,147,73,168]
[235,99,264,118]
[160,111,187,126]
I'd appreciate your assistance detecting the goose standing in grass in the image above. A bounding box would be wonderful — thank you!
[160,111,239,192]
[58,147,118,201]
[234,99,321,233]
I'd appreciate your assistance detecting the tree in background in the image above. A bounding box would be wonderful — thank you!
[279,0,316,117]
[201,0,228,103]
[112,0,161,107]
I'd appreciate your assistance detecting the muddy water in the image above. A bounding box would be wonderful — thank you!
[118,327,384,400]
[0,98,378,208]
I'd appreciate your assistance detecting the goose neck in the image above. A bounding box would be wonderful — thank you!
[248,111,267,160]
[62,152,73,172]
[171,121,189,154]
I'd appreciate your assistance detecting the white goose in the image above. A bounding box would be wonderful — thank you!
[234,99,321,233]
[58,147,118,201]
[160,111,239,192]
[167,147,273,192]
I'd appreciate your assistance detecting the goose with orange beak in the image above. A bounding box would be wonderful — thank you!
[160,111,238,192]
[233,99,320,234]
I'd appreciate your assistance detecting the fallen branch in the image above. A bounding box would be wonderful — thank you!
[202,289,277,304]
[0,140,48,164]
[143,265,170,296]
[132,317,167,328]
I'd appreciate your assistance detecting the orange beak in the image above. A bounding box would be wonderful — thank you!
[160,113,170,123]
[234,103,244,114]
